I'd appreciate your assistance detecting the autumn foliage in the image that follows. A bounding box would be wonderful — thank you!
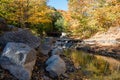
[67,0,120,38]
[0,0,120,37]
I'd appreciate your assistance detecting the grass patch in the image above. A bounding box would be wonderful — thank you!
[64,50,120,79]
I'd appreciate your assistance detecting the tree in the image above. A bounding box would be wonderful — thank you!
[0,0,52,26]
[0,0,55,35]
[68,0,120,38]
[55,17,65,32]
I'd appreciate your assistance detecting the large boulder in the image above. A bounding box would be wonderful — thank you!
[0,42,37,80]
[0,29,41,48]
[45,55,66,78]
[0,57,30,80]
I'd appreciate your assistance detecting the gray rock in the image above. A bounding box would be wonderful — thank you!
[38,37,55,55]
[64,41,73,48]
[0,29,41,48]
[0,59,29,80]
[38,43,52,55]
[7,25,18,31]
[44,37,55,45]
[0,42,37,80]
[46,55,66,78]
[0,56,13,65]
[43,75,51,80]
[54,41,63,47]
[51,47,63,55]
[7,25,15,29]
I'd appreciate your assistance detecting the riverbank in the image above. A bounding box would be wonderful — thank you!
[76,26,120,60]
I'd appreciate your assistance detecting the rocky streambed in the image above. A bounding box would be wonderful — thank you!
[0,29,76,80]
[0,28,120,80]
